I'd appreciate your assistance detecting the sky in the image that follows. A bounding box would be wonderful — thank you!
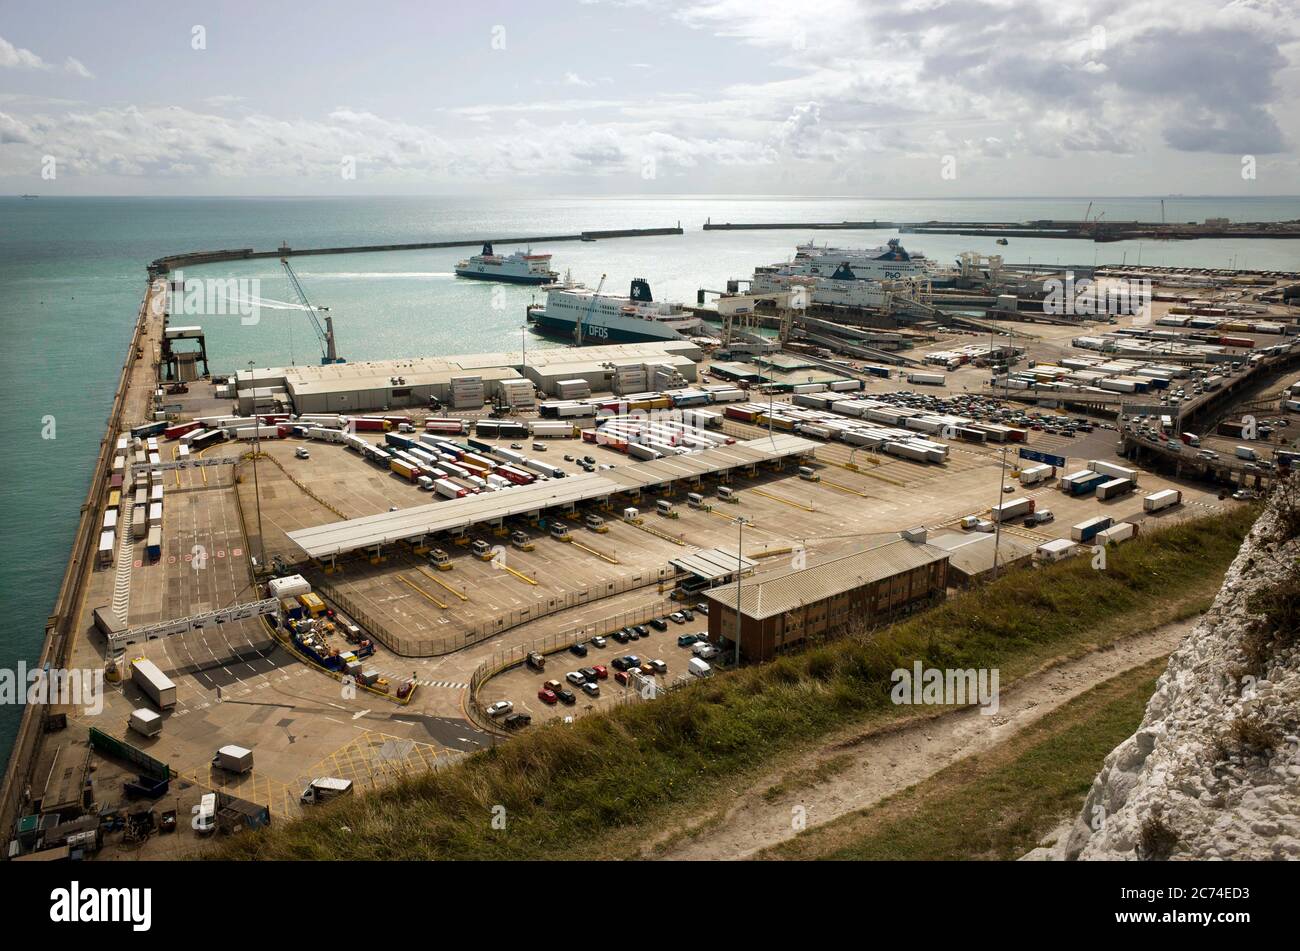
[1,0,1298,196]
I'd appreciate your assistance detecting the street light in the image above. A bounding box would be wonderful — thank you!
[248,360,267,575]
[733,515,750,666]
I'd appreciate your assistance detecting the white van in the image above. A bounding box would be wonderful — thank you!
[716,486,736,502]
[688,657,713,678]
[692,641,719,659]
[417,475,435,491]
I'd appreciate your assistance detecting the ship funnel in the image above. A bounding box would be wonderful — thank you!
[629,278,653,302]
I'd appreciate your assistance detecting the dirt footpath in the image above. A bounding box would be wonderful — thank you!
[647,618,1195,861]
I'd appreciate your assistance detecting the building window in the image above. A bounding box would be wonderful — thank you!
[391,387,411,398]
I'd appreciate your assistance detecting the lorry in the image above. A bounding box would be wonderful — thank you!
[1143,489,1182,513]
[1061,470,1109,496]
[1096,522,1138,545]
[1179,432,1201,447]
[213,745,254,774]
[1235,445,1257,461]
[906,371,946,386]
[131,658,176,710]
[1087,460,1139,485]
[1019,464,1055,486]
[991,497,1034,522]
[128,707,162,738]
[300,777,354,805]
[1071,516,1114,543]
[1095,477,1134,500]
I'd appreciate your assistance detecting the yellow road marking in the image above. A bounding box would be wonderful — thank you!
[416,565,469,600]
[748,487,817,512]
[397,574,448,609]
[571,540,620,564]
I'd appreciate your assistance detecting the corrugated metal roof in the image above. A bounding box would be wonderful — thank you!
[669,547,756,581]
[927,531,1034,577]
[287,435,819,558]
[703,538,948,620]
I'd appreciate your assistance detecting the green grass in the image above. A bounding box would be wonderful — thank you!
[762,656,1167,860]
[212,505,1257,861]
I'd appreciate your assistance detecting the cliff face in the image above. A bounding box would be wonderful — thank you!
[1045,490,1300,861]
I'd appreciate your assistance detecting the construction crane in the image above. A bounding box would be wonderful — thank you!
[281,258,343,364]
[574,273,606,347]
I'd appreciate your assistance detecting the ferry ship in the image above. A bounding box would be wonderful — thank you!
[792,237,936,281]
[526,277,703,344]
[455,243,558,284]
[749,265,890,309]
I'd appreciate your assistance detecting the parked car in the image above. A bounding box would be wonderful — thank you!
[503,713,531,729]
[543,679,562,693]
[591,665,608,680]
[556,688,576,705]
[681,608,694,621]
[565,671,586,686]
[615,670,631,686]
[538,688,557,705]
[612,657,632,671]
[649,617,669,631]
[579,667,599,682]
[581,682,600,698]
[626,627,641,641]
[669,612,687,624]
[694,603,709,615]
[650,659,668,674]
[612,629,630,644]
[678,633,701,647]
[632,625,649,637]
[525,651,545,672]
[486,700,513,717]
[569,642,588,657]
[590,635,607,649]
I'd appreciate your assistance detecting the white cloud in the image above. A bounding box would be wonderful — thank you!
[64,57,93,79]
[0,35,49,70]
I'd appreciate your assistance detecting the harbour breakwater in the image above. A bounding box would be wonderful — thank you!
[149,226,685,275]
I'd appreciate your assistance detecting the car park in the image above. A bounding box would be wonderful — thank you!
[486,700,513,717]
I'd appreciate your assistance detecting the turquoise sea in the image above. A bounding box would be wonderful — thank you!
[2,193,1299,765]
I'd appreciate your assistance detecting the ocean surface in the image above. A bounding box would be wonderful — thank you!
[2,193,1299,765]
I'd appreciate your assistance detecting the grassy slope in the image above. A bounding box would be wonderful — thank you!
[762,656,1168,860]
[214,506,1255,861]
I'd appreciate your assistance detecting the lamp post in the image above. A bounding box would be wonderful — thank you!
[248,361,267,575]
[733,516,749,666]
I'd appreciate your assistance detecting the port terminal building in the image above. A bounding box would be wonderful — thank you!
[702,534,950,662]
[234,341,701,414]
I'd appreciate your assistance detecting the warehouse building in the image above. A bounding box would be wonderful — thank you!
[926,530,1035,585]
[234,341,702,414]
[703,535,950,662]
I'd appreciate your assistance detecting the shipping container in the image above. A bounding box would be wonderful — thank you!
[146,526,162,561]
[1019,464,1055,486]
[906,371,945,386]
[434,478,469,499]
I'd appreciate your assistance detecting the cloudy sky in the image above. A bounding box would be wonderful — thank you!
[1,0,1297,196]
